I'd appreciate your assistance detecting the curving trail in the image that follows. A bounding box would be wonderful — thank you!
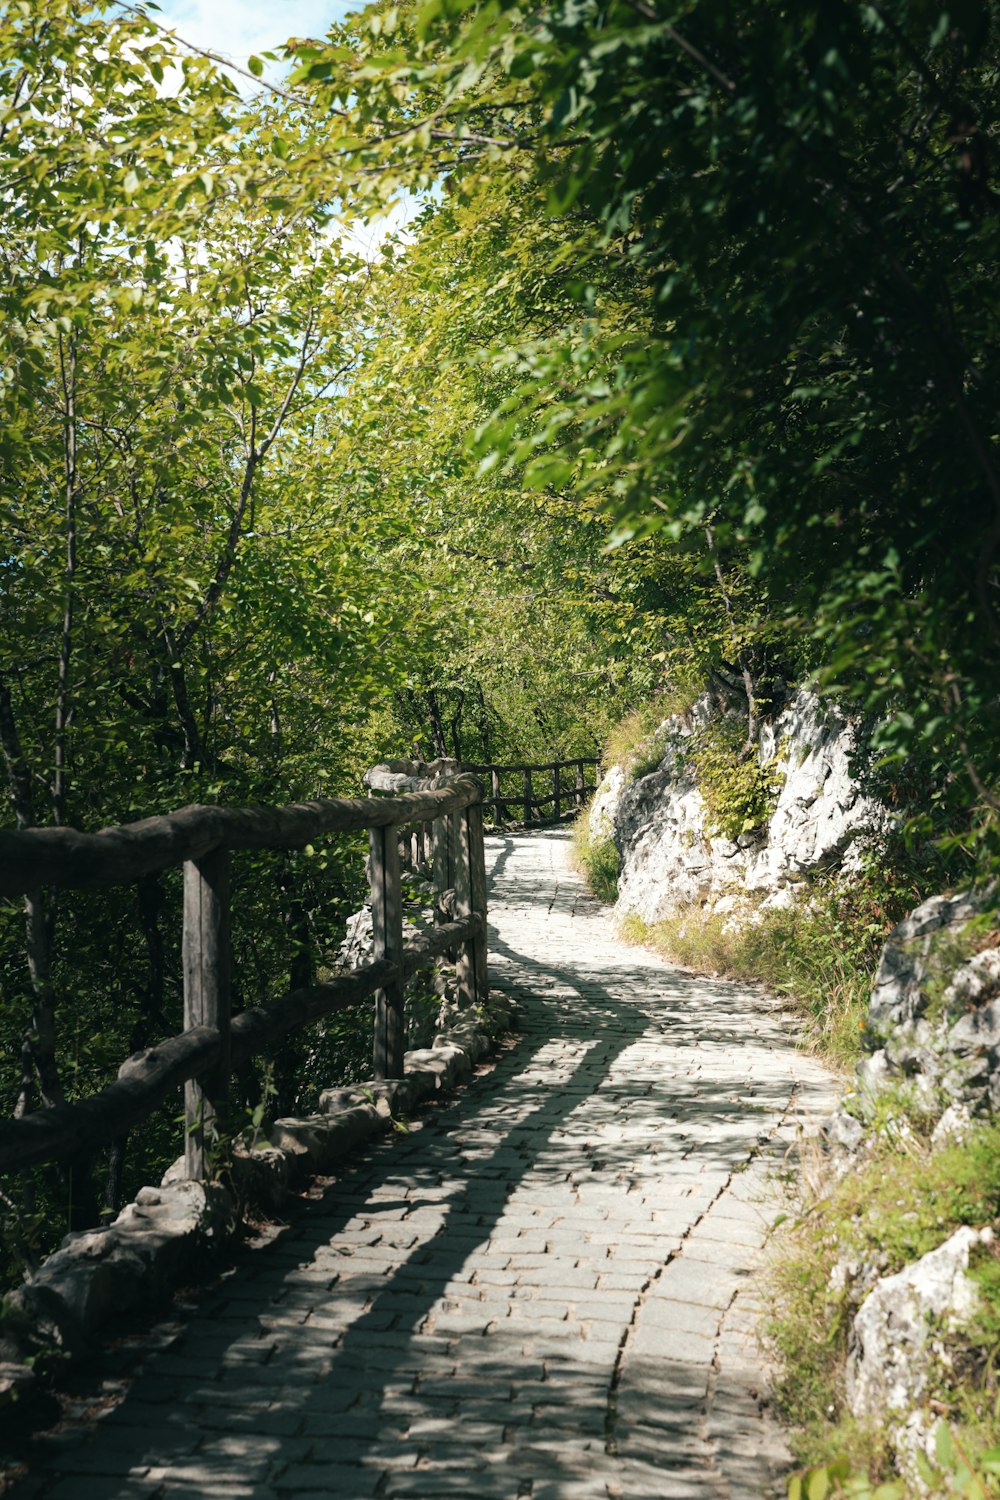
[9,828,838,1500]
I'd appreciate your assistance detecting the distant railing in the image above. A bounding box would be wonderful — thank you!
[0,768,487,1181]
[463,758,601,829]
[366,755,601,853]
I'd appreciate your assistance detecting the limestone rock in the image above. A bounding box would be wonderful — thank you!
[0,1360,35,1410]
[0,1178,235,1376]
[588,764,627,841]
[856,1048,892,1104]
[846,1226,990,1423]
[840,888,1000,1132]
[228,1144,291,1215]
[930,1103,974,1149]
[867,889,994,1037]
[828,1254,885,1303]
[948,996,1000,1054]
[823,1109,865,1154]
[942,949,1000,1014]
[595,689,888,924]
[269,1105,388,1174]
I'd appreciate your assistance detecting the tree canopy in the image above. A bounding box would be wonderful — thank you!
[295,0,1000,848]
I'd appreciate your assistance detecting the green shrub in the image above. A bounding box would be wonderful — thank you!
[686,716,782,841]
[789,1423,1000,1498]
[572,805,619,902]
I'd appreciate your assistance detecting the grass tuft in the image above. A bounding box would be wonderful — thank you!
[603,686,700,782]
[571,802,619,903]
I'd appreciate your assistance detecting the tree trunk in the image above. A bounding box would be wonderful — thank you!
[424,689,448,759]
[704,524,758,758]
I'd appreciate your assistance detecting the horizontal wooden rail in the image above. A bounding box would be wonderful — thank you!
[460,756,601,830]
[0,779,482,898]
[527,789,598,810]
[0,763,489,1184]
[462,759,599,775]
[0,914,483,1175]
[364,755,601,833]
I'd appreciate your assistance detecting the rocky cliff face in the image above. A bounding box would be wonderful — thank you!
[590,688,888,923]
[829,885,1000,1150]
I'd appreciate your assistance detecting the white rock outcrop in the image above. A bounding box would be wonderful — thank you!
[591,688,887,923]
[823,885,1000,1146]
[846,1226,993,1483]
[847,1226,988,1418]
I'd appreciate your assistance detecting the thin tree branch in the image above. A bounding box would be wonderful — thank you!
[111,2,314,106]
[619,0,737,94]
[54,328,79,827]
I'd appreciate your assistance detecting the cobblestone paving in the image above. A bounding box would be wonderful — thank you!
[9,828,840,1500]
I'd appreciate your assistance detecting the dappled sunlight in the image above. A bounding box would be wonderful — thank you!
[8,830,836,1498]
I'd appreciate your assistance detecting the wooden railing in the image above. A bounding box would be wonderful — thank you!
[463,758,601,829]
[0,768,487,1181]
[366,755,601,843]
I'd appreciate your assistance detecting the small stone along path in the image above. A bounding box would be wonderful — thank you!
[8,829,839,1500]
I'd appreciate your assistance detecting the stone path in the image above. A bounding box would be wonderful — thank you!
[7,828,839,1500]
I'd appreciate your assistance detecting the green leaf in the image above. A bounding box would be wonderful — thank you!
[935,1421,953,1467]
[806,1469,829,1500]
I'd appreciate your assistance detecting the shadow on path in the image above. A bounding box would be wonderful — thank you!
[6,828,815,1500]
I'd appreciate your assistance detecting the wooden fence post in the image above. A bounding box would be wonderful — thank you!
[182,847,231,1181]
[553,764,561,822]
[369,822,405,1079]
[452,808,475,1008]
[491,768,502,828]
[575,760,585,808]
[523,768,533,826]
[466,796,488,1004]
[432,811,453,923]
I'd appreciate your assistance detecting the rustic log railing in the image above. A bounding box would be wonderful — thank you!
[0,769,487,1181]
[462,757,601,829]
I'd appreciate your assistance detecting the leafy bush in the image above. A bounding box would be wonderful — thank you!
[685,716,782,841]
[789,1421,1000,1498]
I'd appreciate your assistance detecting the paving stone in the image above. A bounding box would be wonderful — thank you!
[4,829,837,1500]
[45,1483,161,1500]
[654,1257,746,1309]
[276,1462,384,1492]
[161,1488,281,1500]
[632,1297,719,1337]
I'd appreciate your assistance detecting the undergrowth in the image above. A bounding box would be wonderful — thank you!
[603,686,699,783]
[769,1122,1000,1486]
[685,715,783,841]
[571,804,619,902]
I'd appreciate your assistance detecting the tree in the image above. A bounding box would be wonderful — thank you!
[298,0,1000,857]
[0,2,425,1249]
